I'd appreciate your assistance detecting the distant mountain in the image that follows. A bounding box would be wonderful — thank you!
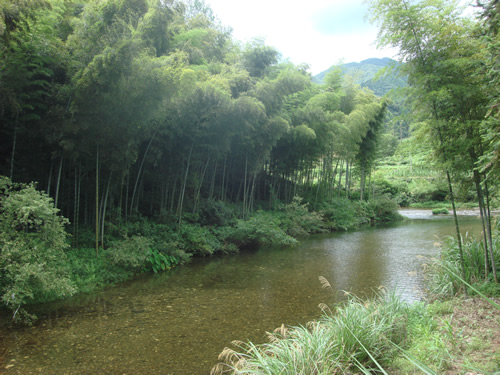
[313,57,407,96]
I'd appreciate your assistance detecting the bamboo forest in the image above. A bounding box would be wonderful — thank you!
[0,0,499,373]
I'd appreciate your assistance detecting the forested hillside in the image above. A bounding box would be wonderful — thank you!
[313,57,407,96]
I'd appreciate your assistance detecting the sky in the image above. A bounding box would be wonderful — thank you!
[203,0,399,75]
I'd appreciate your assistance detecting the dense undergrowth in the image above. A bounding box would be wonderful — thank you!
[211,230,500,374]
[0,177,402,324]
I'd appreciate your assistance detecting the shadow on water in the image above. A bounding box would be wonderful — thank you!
[0,210,483,374]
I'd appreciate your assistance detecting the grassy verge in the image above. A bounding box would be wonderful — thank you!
[212,293,500,375]
[390,296,500,374]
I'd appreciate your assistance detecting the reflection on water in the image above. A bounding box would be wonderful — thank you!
[0,211,482,374]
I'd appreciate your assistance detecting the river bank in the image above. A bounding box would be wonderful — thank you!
[212,294,500,374]
[407,296,499,375]
[211,216,500,374]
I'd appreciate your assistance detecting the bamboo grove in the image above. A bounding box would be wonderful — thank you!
[0,0,388,247]
[369,0,499,282]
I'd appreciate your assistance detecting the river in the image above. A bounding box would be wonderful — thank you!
[0,210,483,374]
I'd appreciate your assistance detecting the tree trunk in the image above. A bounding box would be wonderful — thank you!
[170,175,178,212]
[209,160,217,200]
[73,166,78,248]
[248,168,258,214]
[446,169,466,286]
[125,171,129,223]
[345,161,350,198]
[359,163,366,201]
[130,134,156,218]
[95,144,100,256]
[193,153,210,213]
[482,178,497,282]
[9,125,17,180]
[75,163,81,248]
[178,142,194,225]
[242,153,248,218]
[47,160,54,196]
[337,160,344,197]
[100,171,112,248]
[55,155,64,209]
[472,169,490,279]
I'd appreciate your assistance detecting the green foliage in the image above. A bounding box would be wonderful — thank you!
[391,302,452,373]
[432,208,449,215]
[66,247,109,293]
[147,248,180,273]
[319,198,358,230]
[279,196,327,237]
[0,177,75,323]
[357,197,402,223]
[232,211,298,248]
[106,235,152,274]
[214,290,410,374]
[177,223,222,256]
[198,199,237,227]
[427,235,500,298]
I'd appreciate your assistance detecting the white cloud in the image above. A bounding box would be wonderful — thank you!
[204,0,398,74]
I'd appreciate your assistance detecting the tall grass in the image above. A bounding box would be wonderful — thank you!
[427,235,500,298]
[212,288,409,374]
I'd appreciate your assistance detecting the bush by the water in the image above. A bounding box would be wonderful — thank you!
[0,177,76,323]
[432,208,449,215]
[319,198,358,230]
[358,197,403,224]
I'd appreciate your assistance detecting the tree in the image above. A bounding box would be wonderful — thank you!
[368,0,497,283]
[242,38,280,78]
[355,101,386,201]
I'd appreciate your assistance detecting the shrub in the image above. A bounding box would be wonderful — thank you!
[177,223,222,256]
[106,235,153,274]
[231,211,297,248]
[199,199,237,227]
[147,248,181,273]
[0,177,75,323]
[432,208,449,215]
[319,198,358,230]
[362,197,402,223]
[280,196,327,237]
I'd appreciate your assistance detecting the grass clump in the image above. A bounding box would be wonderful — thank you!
[432,208,449,215]
[212,288,410,374]
[426,235,500,298]
[213,280,500,375]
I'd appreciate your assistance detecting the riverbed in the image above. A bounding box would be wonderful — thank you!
[0,210,483,374]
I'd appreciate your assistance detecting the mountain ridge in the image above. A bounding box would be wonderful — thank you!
[313,57,406,96]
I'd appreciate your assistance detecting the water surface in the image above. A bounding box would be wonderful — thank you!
[0,210,482,374]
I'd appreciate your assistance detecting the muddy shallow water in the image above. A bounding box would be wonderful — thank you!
[0,210,482,374]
